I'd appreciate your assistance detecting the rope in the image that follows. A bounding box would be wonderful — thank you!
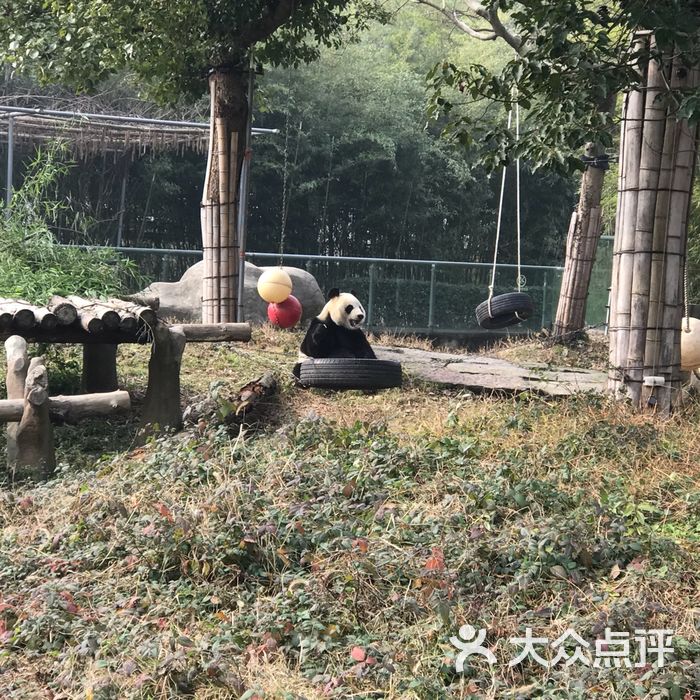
[488,109,513,304]
[515,100,522,292]
[683,253,690,333]
[279,93,291,266]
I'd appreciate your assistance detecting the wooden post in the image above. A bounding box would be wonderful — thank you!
[139,324,187,438]
[5,335,28,468]
[82,344,118,392]
[14,357,55,482]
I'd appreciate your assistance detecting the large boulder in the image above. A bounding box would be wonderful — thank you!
[144,261,324,325]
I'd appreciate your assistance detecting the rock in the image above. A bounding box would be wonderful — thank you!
[143,261,324,325]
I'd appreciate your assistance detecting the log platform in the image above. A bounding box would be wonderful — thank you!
[0,297,252,457]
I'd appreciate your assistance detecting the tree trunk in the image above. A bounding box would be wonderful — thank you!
[552,91,617,340]
[552,142,606,338]
[202,66,249,323]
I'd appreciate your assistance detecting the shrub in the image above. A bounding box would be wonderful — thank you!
[0,142,141,303]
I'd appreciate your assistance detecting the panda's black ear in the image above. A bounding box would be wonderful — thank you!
[350,289,357,296]
[327,288,340,300]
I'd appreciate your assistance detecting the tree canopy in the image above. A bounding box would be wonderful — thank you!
[0,0,387,100]
[426,1,700,171]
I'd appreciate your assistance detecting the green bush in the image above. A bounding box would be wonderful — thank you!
[0,142,142,303]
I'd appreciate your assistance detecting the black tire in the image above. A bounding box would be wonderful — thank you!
[298,358,402,390]
[475,292,535,329]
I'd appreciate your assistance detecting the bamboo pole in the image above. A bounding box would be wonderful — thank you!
[211,201,221,323]
[656,67,700,415]
[229,132,240,322]
[202,77,216,324]
[201,203,213,323]
[644,71,680,381]
[627,47,667,406]
[217,117,230,322]
[608,94,629,392]
[610,34,649,394]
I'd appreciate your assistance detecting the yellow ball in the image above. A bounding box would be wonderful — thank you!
[681,317,700,370]
[257,268,293,303]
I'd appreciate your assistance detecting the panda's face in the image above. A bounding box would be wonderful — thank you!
[323,291,367,329]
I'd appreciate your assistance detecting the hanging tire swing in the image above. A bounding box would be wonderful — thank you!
[476,99,535,329]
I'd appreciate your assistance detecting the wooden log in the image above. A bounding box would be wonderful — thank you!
[67,296,121,330]
[118,313,138,334]
[0,327,138,344]
[82,344,118,392]
[183,372,277,427]
[171,322,251,343]
[138,324,187,438]
[47,295,79,325]
[48,295,103,333]
[106,298,158,327]
[5,335,28,468]
[14,356,55,481]
[0,301,58,330]
[0,299,39,330]
[117,293,160,310]
[0,390,131,423]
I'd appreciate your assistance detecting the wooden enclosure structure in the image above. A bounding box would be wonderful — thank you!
[0,296,251,480]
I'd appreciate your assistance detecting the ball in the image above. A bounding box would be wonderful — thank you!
[681,317,700,370]
[268,295,302,329]
[257,268,292,303]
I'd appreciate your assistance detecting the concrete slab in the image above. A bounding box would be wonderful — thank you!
[375,346,606,396]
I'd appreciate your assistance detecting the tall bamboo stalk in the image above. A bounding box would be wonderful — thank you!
[609,34,649,394]
[216,117,230,322]
[229,132,240,323]
[656,66,700,414]
[202,81,216,323]
[644,71,679,382]
[627,46,667,406]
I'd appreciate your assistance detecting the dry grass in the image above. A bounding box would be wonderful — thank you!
[1,328,700,699]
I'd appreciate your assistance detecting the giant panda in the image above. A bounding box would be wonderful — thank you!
[294,288,376,376]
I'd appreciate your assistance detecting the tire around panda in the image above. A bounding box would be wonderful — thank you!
[475,292,535,329]
[298,358,402,390]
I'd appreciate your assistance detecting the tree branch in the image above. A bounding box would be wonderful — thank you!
[415,0,523,53]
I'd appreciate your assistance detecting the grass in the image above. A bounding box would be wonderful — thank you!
[1,329,700,699]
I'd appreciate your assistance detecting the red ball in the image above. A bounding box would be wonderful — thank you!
[267,294,302,329]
